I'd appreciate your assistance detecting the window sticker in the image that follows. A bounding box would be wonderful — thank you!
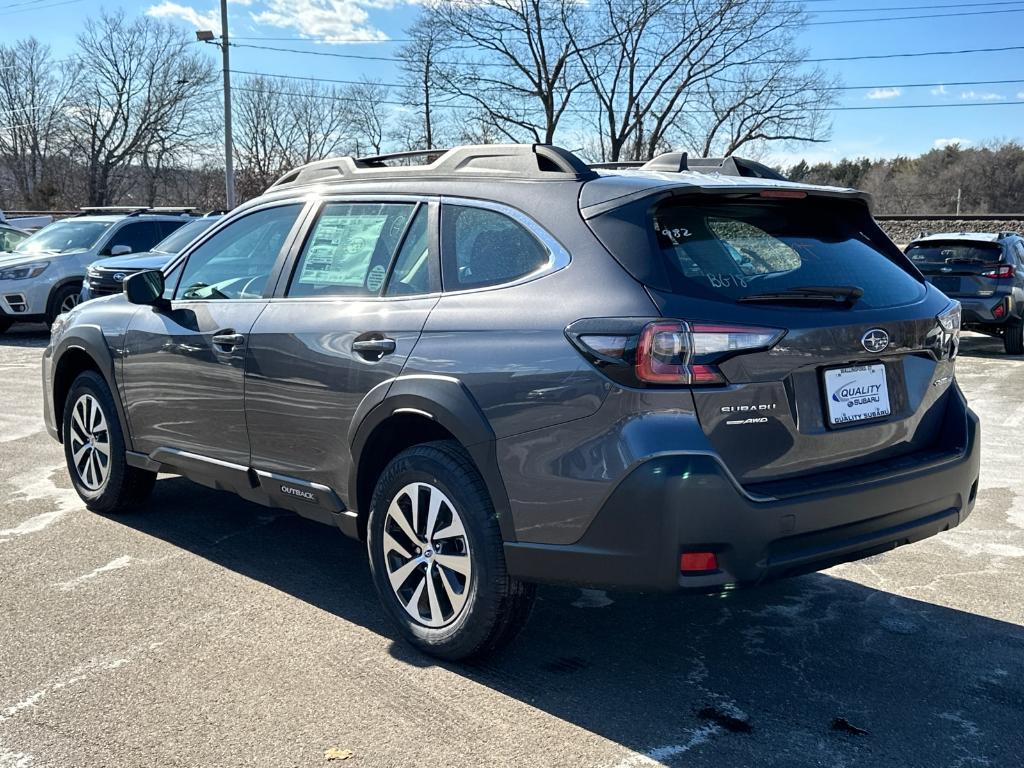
[366,263,387,292]
[297,214,388,286]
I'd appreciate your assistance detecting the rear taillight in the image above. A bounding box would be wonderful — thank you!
[981,264,1015,279]
[636,321,783,385]
[936,301,961,360]
[568,318,785,387]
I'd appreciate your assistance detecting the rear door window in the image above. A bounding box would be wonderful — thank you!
[441,204,550,290]
[650,199,925,308]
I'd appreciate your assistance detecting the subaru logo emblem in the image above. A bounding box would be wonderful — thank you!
[861,328,889,353]
[112,272,127,282]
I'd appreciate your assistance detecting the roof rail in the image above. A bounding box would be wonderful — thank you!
[685,156,786,181]
[642,152,689,173]
[589,161,646,170]
[268,144,597,190]
[588,152,787,181]
[148,206,196,215]
[77,206,150,217]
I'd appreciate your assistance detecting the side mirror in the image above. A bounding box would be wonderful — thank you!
[125,270,169,309]
[109,244,132,256]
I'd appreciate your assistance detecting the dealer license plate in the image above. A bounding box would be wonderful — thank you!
[823,364,891,426]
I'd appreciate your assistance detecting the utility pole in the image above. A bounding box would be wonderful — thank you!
[197,0,235,210]
[220,0,235,209]
[956,187,962,217]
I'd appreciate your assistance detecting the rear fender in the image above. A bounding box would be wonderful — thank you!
[349,374,515,542]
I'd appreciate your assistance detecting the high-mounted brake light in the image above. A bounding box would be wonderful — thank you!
[981,264,1015,279]
[635,321,784,385]
[759,189,807,199]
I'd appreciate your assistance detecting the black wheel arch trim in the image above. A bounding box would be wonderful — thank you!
[348,374,517,543]
[50,328,134,451]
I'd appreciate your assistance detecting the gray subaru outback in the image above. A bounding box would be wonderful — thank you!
[43,145,979,660]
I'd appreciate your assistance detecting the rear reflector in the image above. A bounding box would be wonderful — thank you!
[680,552,718,572]
[993,302,1006,319]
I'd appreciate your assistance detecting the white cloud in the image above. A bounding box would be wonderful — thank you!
[931,84,948,96]
[934,137,971,149]
[960,90,1006,101]
[146,2,220,31]
[866,87,901,100]
[1018,91,1024,99]
[250,0,390,42]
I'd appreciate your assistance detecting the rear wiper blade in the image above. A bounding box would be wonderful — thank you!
[737,285,864,305]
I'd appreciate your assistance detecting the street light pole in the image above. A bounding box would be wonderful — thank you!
[219,0,235,209]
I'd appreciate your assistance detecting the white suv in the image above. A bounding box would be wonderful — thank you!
[0,208,193,332]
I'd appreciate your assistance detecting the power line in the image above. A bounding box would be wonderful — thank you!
[232,66,1024,97]
[1,0,83,13]
[225,40,1024,66]
[801,44,1024,63]
[806,0,1024,12]
[229,82,1024,114]
[805,5,1024,23]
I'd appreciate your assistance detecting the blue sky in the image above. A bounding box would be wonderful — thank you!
[9,0,1024,166]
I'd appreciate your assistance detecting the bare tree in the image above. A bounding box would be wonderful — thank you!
[396,14,453,150]
[289,80,353,164]
[233,75,295,197]
[572,0,833,161]
[71,10,215,205]
[428,0,589,143]
[0,39,77,208]
[676,63,836,157]
[345,78,389,156]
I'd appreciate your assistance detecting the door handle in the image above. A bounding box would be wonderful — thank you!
[212,332,245,351]
[352,336,396,358]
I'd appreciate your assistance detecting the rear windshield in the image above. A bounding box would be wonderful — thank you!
[905,241,1002,268]
[648,199,924,308]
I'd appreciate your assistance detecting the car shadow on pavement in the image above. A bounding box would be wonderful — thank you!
[0,324,50,347]
[958,332,1020,359]
[115,476,1024,767]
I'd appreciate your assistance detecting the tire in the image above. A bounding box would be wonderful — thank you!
[47,283,81,327]
[62,370,156,513]
[0,318,10,334]
[367,440,535,661]
[1004,321,1024,355]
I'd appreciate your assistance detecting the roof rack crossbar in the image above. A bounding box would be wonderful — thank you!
[268,143,598,190]
[355,148,451,168]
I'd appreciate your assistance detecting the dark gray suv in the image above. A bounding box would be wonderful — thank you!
[43,145,980,660]
[905,231,1024,354]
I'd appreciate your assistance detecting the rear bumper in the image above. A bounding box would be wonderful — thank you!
[959,295,1017,326]
[504,391,980,592]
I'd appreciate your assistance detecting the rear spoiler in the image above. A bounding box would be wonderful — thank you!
[579,181,872,220]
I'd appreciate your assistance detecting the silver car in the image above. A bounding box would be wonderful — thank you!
[0,208,192,332]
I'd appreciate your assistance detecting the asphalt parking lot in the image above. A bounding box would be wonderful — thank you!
[1,325,1022,768]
